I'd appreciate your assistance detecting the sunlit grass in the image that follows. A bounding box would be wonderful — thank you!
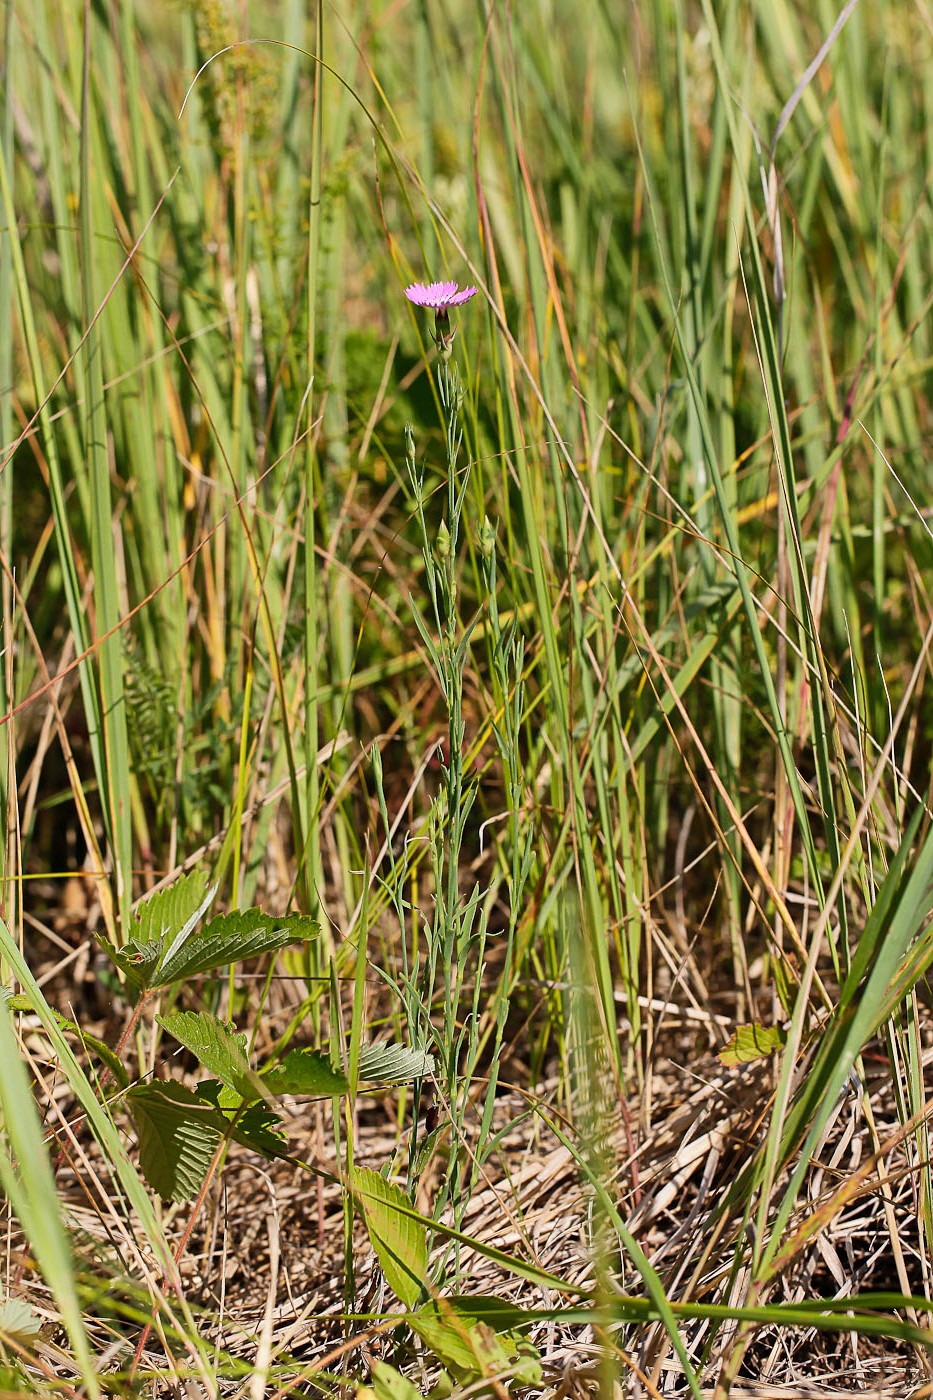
[2,0,933,1392]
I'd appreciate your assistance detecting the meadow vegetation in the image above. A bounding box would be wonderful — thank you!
[2,0,933,1394]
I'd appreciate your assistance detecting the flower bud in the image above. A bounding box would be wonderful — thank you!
[479,514,497,560]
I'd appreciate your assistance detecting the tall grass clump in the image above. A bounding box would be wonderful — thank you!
[2,0,933,1394]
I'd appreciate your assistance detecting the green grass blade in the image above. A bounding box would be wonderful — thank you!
[79,7,133,937]
[0,998,101,1398]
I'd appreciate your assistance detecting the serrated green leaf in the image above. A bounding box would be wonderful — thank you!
[113,871,216,988]
[157,1010,259,1099]
[135,868,213,948]
[357,1043,434,1084]
[719,1022,788,1066]
[257,1043,430,1099]
[199,1079,246,1113]
[127,1081,222,1203]
[153,891,219,981]
[194,1082,288,1158]
[261,1047,349,1098]
[229,1103,288,1157]
[155,909,319,985]
[349,1167,427,1308]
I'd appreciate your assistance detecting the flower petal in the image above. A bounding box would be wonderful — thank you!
[404,280,478,310]
[446,285,478,306]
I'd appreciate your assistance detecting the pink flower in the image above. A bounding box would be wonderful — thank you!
[404,280,478,310]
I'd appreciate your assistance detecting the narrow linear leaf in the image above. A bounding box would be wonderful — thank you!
[0,1002,100,1395]
[349,1166,428,1308]
[754,811,933,1276]
[3,993,128,1089]
[0,915,191,1325]
[540,1107,701,1396]
[790,815,933,1155]
[838,803,925,1000]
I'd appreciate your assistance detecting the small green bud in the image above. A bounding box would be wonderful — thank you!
[435,519,451,561]
[479,514,497,560]
[434,308,455,360]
